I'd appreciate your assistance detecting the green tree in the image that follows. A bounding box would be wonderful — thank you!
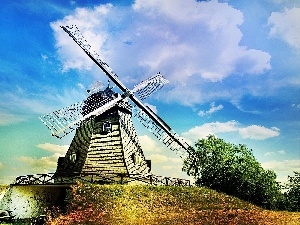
[183,135,283,209]
[284,171,300,211]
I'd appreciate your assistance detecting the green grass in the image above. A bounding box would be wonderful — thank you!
[47,183,300,225]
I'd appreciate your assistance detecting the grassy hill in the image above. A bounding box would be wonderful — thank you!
[47,183,300,225]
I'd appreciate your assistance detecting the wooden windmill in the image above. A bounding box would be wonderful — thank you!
[39,25,195,183]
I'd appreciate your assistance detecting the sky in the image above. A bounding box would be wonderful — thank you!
[0,0,299,185]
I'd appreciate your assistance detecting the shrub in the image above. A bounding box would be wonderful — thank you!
[183,135,283,209]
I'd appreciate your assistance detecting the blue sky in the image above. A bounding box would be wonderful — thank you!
[0,0,299,184]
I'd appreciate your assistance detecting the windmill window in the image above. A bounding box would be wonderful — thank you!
[70,152,78,163]
[103,121,112,133]
[132,152,142,165]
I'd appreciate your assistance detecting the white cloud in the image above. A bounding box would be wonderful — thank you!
[264,150,285,156]
[18,153,61,174]
[0,86,86,119]
[41,54,48,61]
[262,159,300,172]
[278,150,285,154]
[146,153,183,164]
[138,135,185,177]
[260,158,299,184]
[16,143,68,175]
[133,0,271,81]
[51,0,271,105]
[269,7,300,50]
[265,151,275,156]
[239,125,280,140]
[0,112,27,126]
[36,143,69,155]
[50,4,113,72]
[182,120,239,140]
[162,166,173,170]
[25,1,71,15]
[144,103,157,114]
[198,102,223,117]
[139,135,162,152]
[147,154,168,163]
[182,121,280,142]
[292,103,300,109]
[77,83,85,90]
[169,157,182,163]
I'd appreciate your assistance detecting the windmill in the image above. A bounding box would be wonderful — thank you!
[40,25,195,184]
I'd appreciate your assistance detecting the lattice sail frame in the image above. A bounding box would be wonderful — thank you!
[61,25,119,80]
[42,24,196,160]
[39,100,84,138]
[132,106,191,159]
[39,72,168,139]
[39,92,122,138]
[132,73,169,101]
[40,23,169,139]
[60,25,169,100]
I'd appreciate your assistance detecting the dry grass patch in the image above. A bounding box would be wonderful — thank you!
[48,183,300,225]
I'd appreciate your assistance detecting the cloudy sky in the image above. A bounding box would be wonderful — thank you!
[0,0,299,184]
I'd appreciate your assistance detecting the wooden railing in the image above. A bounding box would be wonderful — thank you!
[13,173,191,187]
[14,173,56,185]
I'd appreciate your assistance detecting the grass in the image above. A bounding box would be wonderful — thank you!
[47,183,300,225]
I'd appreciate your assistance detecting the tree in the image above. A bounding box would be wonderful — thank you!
[284,171,300,211]
[183,135,283,209]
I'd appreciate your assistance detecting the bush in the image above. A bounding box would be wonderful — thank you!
[284,172,300,211]
[183,135,283,209]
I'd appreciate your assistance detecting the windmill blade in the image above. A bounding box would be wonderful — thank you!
[61,25,126,92]
[39,100,85,138]
[61,25,168,100]
[40,94,122,138]
[60,25,171,132]
[39,72,167,139]
[61,25,196,159]
[132,106,193,159]
[132,73,169,101]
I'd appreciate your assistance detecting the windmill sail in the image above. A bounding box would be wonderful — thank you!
[39,93,122,138]
[40,73,168,139]
[132,106,192,159]
[60,25,195,158]
[132,73,169,100]
[39,100,85,138]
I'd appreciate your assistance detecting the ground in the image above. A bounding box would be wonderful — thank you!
[46,183,300,225]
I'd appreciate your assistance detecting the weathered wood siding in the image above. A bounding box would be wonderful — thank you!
[54,100,150,181]
[54,119,94,177]
[119,110,150,175]
[82,111,127,175]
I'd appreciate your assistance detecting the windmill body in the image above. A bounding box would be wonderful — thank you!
[35,25,196,185]
[54,87,151,182]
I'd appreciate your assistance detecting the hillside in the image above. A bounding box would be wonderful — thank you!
[47,183,300,225]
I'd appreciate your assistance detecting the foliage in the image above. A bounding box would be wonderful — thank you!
[47,183,300,225]
[284,172,300,211]
[183,135,283,210]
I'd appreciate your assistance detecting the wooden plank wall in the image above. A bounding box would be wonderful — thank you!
[54,119,94,177]
[82,111,128,175]
[119,110,151,175]
[54,101,151,181]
